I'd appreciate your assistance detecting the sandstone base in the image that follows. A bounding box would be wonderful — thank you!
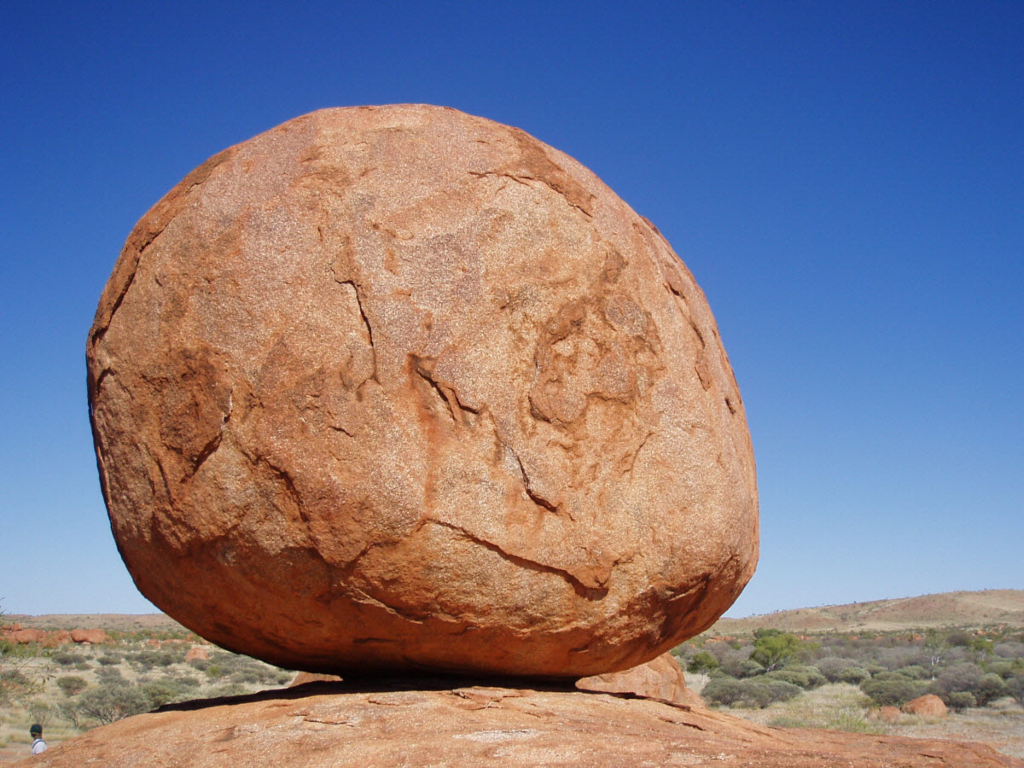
[22,681,1021,767]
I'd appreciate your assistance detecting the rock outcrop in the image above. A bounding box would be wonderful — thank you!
[6,628,46,644]
[86,105,758,677]
[575,651,702,708]
[903,693,948,717]
[70,628,109,644]
[23,682,1020,767]
[184,646,211,662]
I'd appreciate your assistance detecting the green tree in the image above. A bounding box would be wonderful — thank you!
[687,651,719,675]
[750,629,803,672]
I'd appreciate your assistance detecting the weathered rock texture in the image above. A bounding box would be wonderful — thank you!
[87,104,758,676]
[70,628,109,645]
[575,651,702,708]
[22,683,1021,767]
[903,693,948,717]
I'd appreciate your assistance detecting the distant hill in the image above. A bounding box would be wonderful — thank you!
[9,589,1024,636]
[6,613,186,632]
[712,589,1024,634]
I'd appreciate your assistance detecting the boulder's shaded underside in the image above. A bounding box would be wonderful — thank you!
[24,682,1021,767]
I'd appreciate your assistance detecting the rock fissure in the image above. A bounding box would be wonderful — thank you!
[428,519,606,595]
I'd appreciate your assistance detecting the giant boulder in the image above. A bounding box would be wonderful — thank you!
[87,105,758,677]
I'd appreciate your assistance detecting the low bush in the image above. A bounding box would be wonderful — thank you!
[860,678,927,707]
[206,682,248,698]
[96,667,125,684]
[973,673,1008,706]
[894,665,930,681]
[702,678,802,709]
[141,678,189,708]
[76,683,151,724]
[763,666,826,690]
[1006,671,1024,704]
[837,666,871,685]
[53,652,86,666]
[27,700,53,727]
[205,664,224,680]
[947,691,976,711]
[56,675,88,697]
[816,657,861,682]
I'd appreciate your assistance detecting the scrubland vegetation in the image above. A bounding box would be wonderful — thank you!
[673,624,1024,758]
[0,619,292,757]
[3,607,1024,760]
[674,626,1024,711]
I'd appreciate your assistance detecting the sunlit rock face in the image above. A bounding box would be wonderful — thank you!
[86,105,758,677]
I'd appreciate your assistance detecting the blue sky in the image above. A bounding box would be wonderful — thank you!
[1,2,1021,619]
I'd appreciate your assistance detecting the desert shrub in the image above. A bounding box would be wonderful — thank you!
[763,680,803,703]
[974,673,1008,706]
[702,678,801,709]
[871,670,913,682]
[96,667,125,684]
[131,650,174,669]
[718,656,764,679]
[188,658,211,671]
[206,682,247,698]
[1006,671,1024,704]
[860,678,927,707]
[56,675,88,697]
[97,653,122,666]
[57,700,85,728]
[0,668,34,706]
[205,664,224,680]
[894,665,930,680]
[946,691,976,711]
[230,669,263,685]
[864,663,887,676]
[994,642,1024,660]
[141,679,190,708]
[946,630,974,647]
[74,661,91,671]
[702,678,747,706]
[816,657,861,682]
[53,652,86,666]
[763,666,825,690]
[28,700,54,727]
[177,675,201,688]
[986,661,1016,679]
[837,667,871,685]
[929,663,984,700]
[874,646,929,671]
[77,683,151,724]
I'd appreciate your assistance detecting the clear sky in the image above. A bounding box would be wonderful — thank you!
[1,2,1021,619]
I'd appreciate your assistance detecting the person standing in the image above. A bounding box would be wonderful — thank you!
[29,724,47,755]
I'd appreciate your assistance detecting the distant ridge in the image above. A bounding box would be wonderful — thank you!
[711,589,1024,634]
[5,613,185,632]
[8,590,1024,636]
